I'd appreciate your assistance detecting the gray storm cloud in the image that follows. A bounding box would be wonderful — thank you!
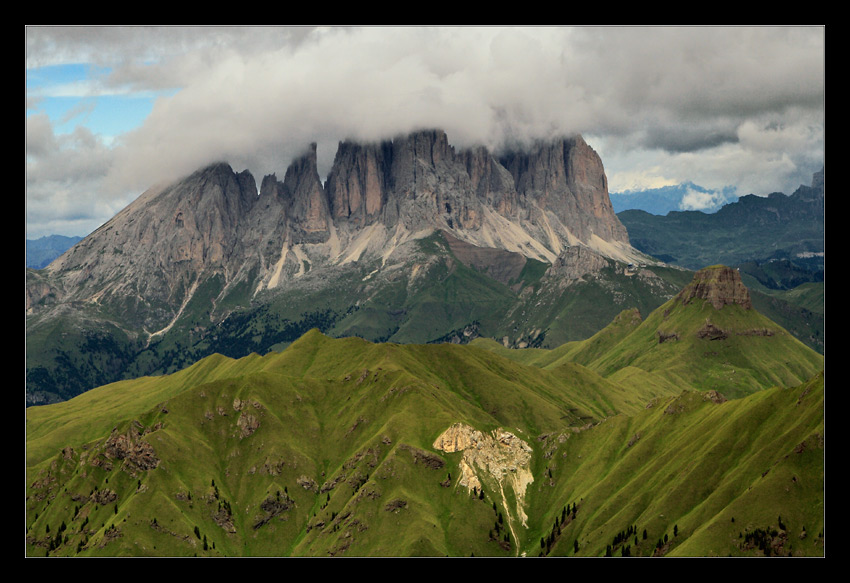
[26,26,824,238]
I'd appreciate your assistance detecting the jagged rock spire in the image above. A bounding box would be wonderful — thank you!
[31,128,640,329]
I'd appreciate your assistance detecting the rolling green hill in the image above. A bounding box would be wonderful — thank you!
[25,267,824,557]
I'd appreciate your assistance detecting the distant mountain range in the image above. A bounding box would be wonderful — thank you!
[25,235,83,269]
[610,182,739,215]
[618,169,824,272]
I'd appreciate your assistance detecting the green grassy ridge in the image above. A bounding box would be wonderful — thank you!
[584,294,823,398]
[778,282,824,315]
[747,286,825,355]
[25,351,267,475]
[477,278,823,400]
[496,265,687,349]
[29,334,564,556]
[225,330,617,431]
[26,326,823,556]
[527,374,823,557]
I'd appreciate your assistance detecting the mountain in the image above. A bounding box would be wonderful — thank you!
[25,267,824,557]
[618,169,824,270]
[27,129,672,405]
[26,235,83,269]
[476,265,823,399]
[610,182,738,215]
[614,171,825,354]
[31,130,636,328]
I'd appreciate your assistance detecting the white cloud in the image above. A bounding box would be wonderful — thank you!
[679,187,729,211]
[25,26,825,238]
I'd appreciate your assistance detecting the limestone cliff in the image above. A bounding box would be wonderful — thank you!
[42,162,260,331]
[325,140,391,226]
[29,128,643,333]
[277,143,332,244]
[499,135,629,247]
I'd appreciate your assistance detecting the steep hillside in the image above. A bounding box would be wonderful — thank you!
[476,266,824,400]
[25,325,824,557]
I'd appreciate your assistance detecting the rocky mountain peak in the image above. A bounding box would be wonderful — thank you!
[325,139,391,226]
[30,128,644,333]
[674,265,752,310]
[499,135,629,245]
[811,167,824,192]
[269,143,332,244]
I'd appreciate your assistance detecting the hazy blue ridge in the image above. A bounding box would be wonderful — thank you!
[610,182,738,215]
[26,235,82,269]
[617,179,824,271]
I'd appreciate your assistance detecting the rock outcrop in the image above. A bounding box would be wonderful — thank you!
[325,140,391,226]
[433,422,534,552]
[40,162,261,330]
[544,244,610,282]
[103,426,160,473]
[675,265,752,310]
[499,135,628,246]
[277,143,332,244]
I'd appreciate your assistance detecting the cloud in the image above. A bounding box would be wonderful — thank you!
[25,26,825,238]
[26,113,123,237]
[679,187,730,211]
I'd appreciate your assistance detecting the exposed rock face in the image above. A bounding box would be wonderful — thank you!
[499,135,629,245]
[386,129,482,232]
[460,146,519,218]
[278,143,332,244]
[675,265,752,310]
[544,245,610,282]
[42,162,261,331]
[696,320,729,340]
[296,129,630,257]
[103,426,160,472]
[325,140,391,226]
[433,422,534,550]
[30,128,639,334]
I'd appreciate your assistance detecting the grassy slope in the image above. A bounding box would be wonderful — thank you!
[26,323,824,557]
[585,297,823,399]
[533,373,824,557]
[25,331,615,557]
[480,291,823,401]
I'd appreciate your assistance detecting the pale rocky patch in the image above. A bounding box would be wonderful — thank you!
[433,423,534,553]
